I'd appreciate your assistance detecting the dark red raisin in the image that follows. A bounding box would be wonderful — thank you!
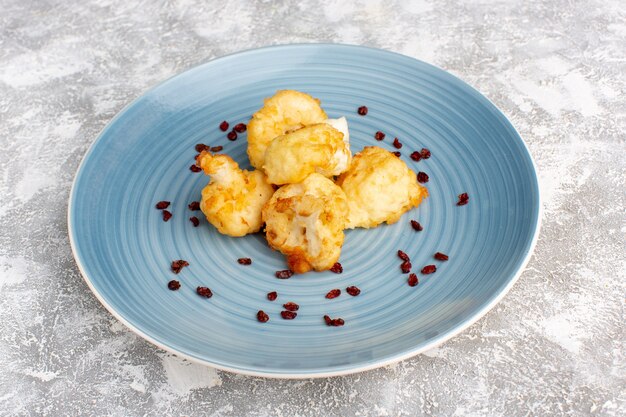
[434,252,449,261]
[330,262,343,273]
[196,286,213,298]
[324,316,344,326]
[397,250,410,262]
[357,106,368,116]
[188,201,200,211]
[331,318,345,326]
[195,143,209,152]
[155,201,170,210]
[162,210,172,222]
[167,280,181,290]
[417,172,429,183]
[457,193,469,206]
[275,270,293,279]
[408,273,418,287]
[219,121,229,131]
[421,265,437,274]
[233,123,247,133]
[393,138,402,149]
[190,164,202,172]
[326,289,341,299]
[227,131,237,141]
[410,220,423,231]
[210,146,223,152]
[420,148,431,159]
[171,260,189,274]
[280,311,297,320]
[267,291,277,301]
[283,302,299,311]
[189,216,199,227]
[374,131,385,141]
[400,261,412,274]
[237,257,252,265]
[257,310,269,323]
[346,286,361,296]
[392,151,401,157]
[410,151,422,162]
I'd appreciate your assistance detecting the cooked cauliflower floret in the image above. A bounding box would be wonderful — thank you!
[336,146,428,229]
[197,151,274,237]
[262,173,348,273]
[262,121,351,185]
[318,116,351,176]
[323,116,350,144]
[247,90,328,169]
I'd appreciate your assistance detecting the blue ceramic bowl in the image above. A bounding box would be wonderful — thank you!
[69,44,540,378]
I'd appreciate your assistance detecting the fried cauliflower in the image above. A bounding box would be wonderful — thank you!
[197,151,274,237]
[247,90,328,169]
[336,146,428,229]
[262,118,351,185]
[262,173,348,273]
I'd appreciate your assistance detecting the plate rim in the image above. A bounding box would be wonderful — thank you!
[67,43,542,378]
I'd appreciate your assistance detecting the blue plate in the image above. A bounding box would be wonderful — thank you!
[69,44,540,378]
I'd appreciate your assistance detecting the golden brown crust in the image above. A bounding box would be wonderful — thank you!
[247,90,327,169]
[262,173,348,273]
[262,123,350,185]
[337,146,428,229]
[197,150,275,237]
[286,249,313,274]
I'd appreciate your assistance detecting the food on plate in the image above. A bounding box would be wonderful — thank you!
[421,265,437,274]
[196,150,274,237]
[165,89,443,326]
[155,200,170,209]
[257,310,269,322]
[326,289,341,299]
[329,262,342,273]
[171,259,189,274]
[324,315,344,326]
[262,118,351,185]
[410,220,423,231]
[262,173,348,273]
[275,269,294,279]
[280,311,297,320]
[196,286,213,298]
[336,146,428,229]
[180,90,430,280]
[247,90,328,169]
[434,252,449,261]
[346,285,360,296]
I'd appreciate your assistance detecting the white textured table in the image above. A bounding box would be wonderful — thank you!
[1,1,624,415]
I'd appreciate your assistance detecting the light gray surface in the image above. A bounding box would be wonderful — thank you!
[0,0,624,415]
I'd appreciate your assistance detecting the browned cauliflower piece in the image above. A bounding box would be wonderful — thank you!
[197,151,274,237]
[262,120,351,185]
[262,173,348,273]
[247,90,328,169]
[336,146,428,229]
